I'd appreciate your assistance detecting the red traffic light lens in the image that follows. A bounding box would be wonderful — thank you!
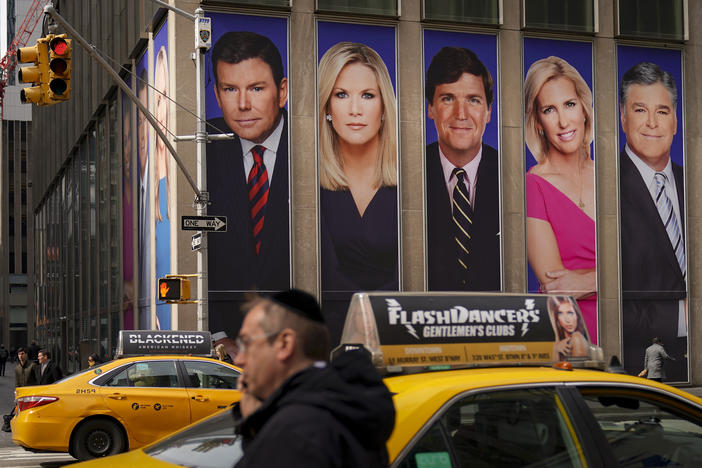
[50,38,68,55]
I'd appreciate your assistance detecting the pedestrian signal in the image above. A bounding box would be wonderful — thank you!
[158,277,191,302]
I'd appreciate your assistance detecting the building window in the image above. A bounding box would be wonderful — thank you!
[202,0,290,7]
[422,0,500,25]
[316,0,398,17]
[618,0,686,41]
[523,0,595,34]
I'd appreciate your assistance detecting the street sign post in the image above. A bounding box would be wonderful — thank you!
[181,215,227,232]
[191,232,202,251]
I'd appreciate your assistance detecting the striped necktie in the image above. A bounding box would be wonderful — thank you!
[653,172,686,277]
[452,168,473,284]
[248,145,269,255]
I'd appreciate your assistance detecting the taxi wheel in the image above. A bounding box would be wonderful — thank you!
[72,419,126,460]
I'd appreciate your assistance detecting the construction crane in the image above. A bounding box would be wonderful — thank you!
[0,0,50,119]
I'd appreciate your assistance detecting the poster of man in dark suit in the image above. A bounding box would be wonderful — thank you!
[619,58,687,381]
[206,19,290,337]
[424,38,501,292]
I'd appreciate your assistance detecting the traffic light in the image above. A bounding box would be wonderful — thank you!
[47,34,71,102]
[17,37,49,105]
[158,277,191,302]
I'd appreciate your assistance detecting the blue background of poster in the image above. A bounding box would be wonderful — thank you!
[523,38,594,170]
[423,29,498,150]
[317,21,396,88]
[617,45,683,166]
[205,13,288,120]
[153,20,171,330]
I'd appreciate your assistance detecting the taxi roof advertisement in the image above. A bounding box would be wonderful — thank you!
[368,294,562,367]
[118,330,212,356]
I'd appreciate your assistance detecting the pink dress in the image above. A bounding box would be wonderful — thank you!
[526,173,597,344]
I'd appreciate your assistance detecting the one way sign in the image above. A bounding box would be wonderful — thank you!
[181,215,227,232]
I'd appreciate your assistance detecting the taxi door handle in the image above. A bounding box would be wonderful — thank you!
[108,393,127,400]
[192,395,209,402]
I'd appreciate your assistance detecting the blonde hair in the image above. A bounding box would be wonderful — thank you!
[318,42,397,190]
[154,46,170,222]
[215,343,226,358]
[524,56,593,163]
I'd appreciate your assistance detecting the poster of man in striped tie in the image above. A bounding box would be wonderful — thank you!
[618,55,688,382]
[205,15,291,339]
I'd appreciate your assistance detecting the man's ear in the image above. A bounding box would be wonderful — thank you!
[427,102,436,121]
[278,77,289,109]
[620,106,627,131]
[276,329,296,361]
[214,83,222,110]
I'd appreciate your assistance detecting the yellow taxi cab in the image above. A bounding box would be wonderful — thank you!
[11,330,241,461]
[73,294,702,467]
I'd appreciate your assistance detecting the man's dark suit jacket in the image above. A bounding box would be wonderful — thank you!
[35,360,63,385]
[426,141,501,291]
[207,112,290,334]
[620,148,686,379]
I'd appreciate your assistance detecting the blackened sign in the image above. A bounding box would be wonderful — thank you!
[369,295,557,346]
[118,330,212,356]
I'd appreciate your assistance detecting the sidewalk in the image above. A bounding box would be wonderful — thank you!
[0,368,17,448]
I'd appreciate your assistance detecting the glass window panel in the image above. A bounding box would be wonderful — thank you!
[204,0,290,6]
[109,99,120,307]
[423,0,500,25]
[317,0,397,16]
[618,0,685,41]
[524,0,595,33]
[580,388,702,466]
[183,361,240,390]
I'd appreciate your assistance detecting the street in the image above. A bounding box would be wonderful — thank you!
[0,371,77,468]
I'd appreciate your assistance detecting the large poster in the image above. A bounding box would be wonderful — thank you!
[136,50,151,330]
[617,45,687,382]
[153,20,172,330]
[523,38,598,344]
[121,84,135,331]
[317,21,400,344]
[423,29,501,293]
[204,13,291,338]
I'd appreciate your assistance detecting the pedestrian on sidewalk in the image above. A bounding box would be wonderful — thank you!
[2,348,37,432]
[0,345,8,376]
[35,349,63,385]
[638,337,675,382]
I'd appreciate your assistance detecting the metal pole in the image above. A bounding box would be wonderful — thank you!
[194,7,208,332]
[43,4,203,200]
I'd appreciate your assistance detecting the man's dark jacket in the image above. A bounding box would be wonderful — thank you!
[234,349,396,468]
[206,112,290,336]
[34,360,63,385]
[426,142,501,291]
[619,149,687,379]
[15,360,37,387]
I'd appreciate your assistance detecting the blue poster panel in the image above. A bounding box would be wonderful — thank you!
[317,21,399,344]
[423,29,501,293]
[136,50,151,330]
[204,13,291,339]
[523,38,598,345]
[153,20,171,330]
[121,84,135,331]
[617,45,687,382]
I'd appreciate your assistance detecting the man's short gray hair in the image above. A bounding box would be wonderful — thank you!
[619,62,677,111]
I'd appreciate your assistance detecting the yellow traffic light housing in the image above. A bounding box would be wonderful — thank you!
[47,34,71,102]
[17,38,49,106]
[158,276,192,303]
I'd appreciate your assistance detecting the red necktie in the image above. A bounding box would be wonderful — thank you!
[248,146,269,255]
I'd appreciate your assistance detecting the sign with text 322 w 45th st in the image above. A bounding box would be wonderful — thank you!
[181,215,227,232]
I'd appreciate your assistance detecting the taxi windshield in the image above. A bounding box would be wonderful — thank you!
[53,361,112,384]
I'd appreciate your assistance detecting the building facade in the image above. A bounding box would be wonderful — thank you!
[25,0,702,383]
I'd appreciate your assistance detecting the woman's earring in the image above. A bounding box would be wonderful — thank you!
[326,114,332,122]
[538,129,544,136]
[381,113,385,122]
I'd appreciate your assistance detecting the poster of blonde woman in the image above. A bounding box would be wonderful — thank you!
[317,22,399,344]
[523,38,598,345]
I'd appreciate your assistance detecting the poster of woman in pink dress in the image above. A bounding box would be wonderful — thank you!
[523,40,598,344]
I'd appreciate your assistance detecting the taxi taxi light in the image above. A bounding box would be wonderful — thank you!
[16,396,59,412]
[553,361,574,371]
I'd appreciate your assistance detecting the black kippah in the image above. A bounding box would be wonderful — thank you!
[271,289,325,324]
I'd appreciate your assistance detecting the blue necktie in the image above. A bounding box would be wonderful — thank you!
[452,168,473,284]
[653,172,686,277]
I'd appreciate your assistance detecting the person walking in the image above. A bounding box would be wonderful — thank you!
[35,349,63,385]
[232,289,395,468]
[2,347,37,432]
[215,344,233,364]
[638,337,675,382]
[0,345,8,376]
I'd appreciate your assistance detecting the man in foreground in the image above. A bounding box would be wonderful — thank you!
[233,289,395,467]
